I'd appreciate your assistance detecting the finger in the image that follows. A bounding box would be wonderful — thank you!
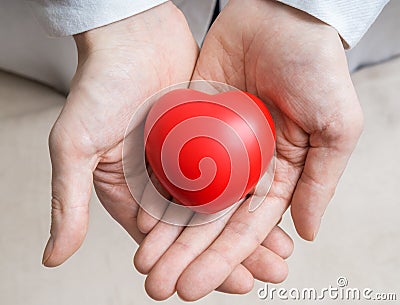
[134,204,193,274]
[94,181,145,244]
[43,128,95,267]
[291,120,362,241]
[262,226,294,259]
[143,206,238,300]
[176,194,288,301]
[145,224,292,300]
[243,246,288,283]
[137,172,170,234]
[137,208,161,235]
[215,226,293,296]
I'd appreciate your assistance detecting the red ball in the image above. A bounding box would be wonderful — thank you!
[144,89,275,214]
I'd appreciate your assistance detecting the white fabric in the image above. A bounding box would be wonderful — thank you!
[347,0,400,71]
[28,0,390,49]
[28,0,169,36]
[277,0,390,48]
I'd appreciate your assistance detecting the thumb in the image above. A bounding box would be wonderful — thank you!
[42,122,96,267]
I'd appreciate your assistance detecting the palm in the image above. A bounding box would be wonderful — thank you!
[85,45,197,242]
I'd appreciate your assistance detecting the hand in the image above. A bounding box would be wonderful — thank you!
[42,1,293,298]
[135,0,363,301]
[42,2,198,266]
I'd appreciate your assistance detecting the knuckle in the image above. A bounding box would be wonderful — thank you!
[173,239,197,258]
[51,195,88,214]
[319,106,364,146]
[300,171,329,197]
[207,247,234,271]
[224,219,262,245]
[51,196,63,212]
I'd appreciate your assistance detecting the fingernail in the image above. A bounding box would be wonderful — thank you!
[311,220,322,241]
[42,236,54,265]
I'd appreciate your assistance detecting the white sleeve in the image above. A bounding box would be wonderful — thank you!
[27,0,169,37]
[276,0,390,48]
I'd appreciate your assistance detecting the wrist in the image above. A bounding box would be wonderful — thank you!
[73,1,179,57]
[262,0,341,47]
[72,13,141,56]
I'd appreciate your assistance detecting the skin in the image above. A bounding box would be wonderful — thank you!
[42,0,294,299]
[135,0,363,301]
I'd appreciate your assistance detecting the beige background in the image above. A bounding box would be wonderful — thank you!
[1,56,399,304]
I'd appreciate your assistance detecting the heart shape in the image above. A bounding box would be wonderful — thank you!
[144,88,275,214]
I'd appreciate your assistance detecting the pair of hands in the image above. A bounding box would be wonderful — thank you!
[42,0,363,301]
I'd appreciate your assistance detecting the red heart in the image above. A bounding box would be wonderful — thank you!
[144,89,275,214]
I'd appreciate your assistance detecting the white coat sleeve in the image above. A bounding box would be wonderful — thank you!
[27,0,169,37]
[276,0,390,48]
